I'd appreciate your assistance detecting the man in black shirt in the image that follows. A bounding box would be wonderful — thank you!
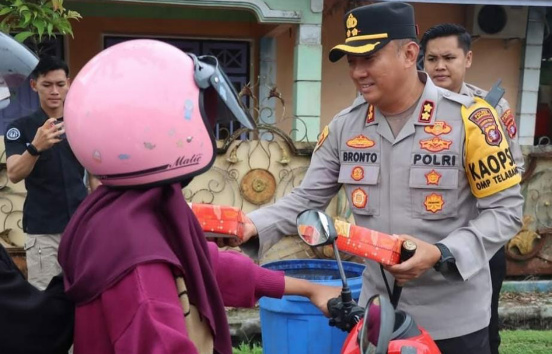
[4,55,98,290]
[0,32,74,354]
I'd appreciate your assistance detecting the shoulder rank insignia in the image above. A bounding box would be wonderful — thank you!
[461,97,521,198]
[314,125,329,153]
[500,109,517,139]
[366,104,375,124]
[347,134,375,149]
[418,100,435,123]
[424,121,452,136]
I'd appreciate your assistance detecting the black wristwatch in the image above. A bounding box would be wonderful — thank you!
[26,143,41,156]
[433,243,455,273]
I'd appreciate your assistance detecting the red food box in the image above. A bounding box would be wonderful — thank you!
[191,203,245,241]
[334,219,402,266]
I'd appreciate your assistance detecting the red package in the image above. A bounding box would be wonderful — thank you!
[334,219,402,266]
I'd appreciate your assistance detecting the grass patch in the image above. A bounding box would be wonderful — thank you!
[501,330,552,354]
[232,330,552,353]
[233,342,262,354]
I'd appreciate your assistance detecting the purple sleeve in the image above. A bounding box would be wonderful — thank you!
[100,263,199,354]
[207,242,285,307]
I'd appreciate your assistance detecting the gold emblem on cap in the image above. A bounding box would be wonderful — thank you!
[346,13,358,29]
[346,13,359,38]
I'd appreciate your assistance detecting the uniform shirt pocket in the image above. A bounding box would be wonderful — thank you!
[409,167,459,220]
[338,165,380,216]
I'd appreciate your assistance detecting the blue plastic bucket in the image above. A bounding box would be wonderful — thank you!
[259,259,365,354]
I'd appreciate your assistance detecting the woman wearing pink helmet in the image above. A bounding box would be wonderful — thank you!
[58,40,340,354]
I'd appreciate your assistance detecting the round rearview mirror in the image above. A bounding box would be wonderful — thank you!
[296,209,337,247]
[359,295,395,354]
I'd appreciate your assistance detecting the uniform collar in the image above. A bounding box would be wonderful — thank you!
[365,71,440,129]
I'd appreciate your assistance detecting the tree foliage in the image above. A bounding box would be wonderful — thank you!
[0,0,81,45]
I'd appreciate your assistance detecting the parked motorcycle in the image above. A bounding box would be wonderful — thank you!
[296,209,441,354]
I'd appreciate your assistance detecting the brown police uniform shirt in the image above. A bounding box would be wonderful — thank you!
[248,72,524,340]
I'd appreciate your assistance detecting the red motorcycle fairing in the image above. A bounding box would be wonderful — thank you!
[387,327,441,354]
[340,320,441,354]
[341,318,363,354]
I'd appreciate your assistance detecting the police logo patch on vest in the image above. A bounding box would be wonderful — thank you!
[419,137,452,152]
[352,188,368,208]
[347,135,375,149]
[461,97,521,198]
[468,106,502,146]
[351,166,364,181]
[5,128,21,141]
[425,170,442,185]
[424,193,444,213]
[314,125,329,153]
[424,121,452,136]
[418,100,435,123]
[500,109,517,139]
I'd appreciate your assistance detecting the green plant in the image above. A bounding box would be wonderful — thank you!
[0,0,81,45]
[233,342,263,354]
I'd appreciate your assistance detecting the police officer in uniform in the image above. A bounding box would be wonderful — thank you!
[242,3,523,354]
[421,23,523,354]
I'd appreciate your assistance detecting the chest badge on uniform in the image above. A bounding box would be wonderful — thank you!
[424,121,451,136]
[418,100,435,123]
[351,166,364,181]
[366,105,375,124]
[425,170,442,185]
[347,135,375,148]
[424,193,444,213]
[500,109,517,139]
[352,188,368,208]
[314,125,329,152]
[468,107,502,146]
[420,137,452,152]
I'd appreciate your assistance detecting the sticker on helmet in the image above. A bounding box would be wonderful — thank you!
[5,128,20,141]
[184,99,194,120]
[93,150,102,162]
[118,154,131,160]
[144,142,156,150]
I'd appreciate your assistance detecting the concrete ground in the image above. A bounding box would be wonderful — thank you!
[228,281,552,344]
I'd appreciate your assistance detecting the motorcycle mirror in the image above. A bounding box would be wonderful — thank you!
[296,209,336,247]
[359,295,395,354]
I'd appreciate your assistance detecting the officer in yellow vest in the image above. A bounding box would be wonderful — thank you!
[421,23,523,354]
[243,3,523,354]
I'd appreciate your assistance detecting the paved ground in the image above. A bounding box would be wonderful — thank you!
[499,291,552,330]
[227,290,552,344]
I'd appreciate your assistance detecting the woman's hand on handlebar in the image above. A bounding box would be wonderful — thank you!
[284,276,342,317]
[384,234,441,286]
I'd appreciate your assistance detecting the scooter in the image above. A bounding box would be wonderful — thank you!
[296,209,441,354]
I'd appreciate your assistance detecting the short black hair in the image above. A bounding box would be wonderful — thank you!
[30,56,69,80]
[420,23,472,54]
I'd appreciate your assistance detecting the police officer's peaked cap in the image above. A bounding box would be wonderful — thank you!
[329,2,418,62]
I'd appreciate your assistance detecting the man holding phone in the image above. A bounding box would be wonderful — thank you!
[4,56,98,290]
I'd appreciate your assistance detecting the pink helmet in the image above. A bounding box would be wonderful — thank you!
[64,39,255,187]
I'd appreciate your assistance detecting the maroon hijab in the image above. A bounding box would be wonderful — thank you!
[58,183,232,354]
